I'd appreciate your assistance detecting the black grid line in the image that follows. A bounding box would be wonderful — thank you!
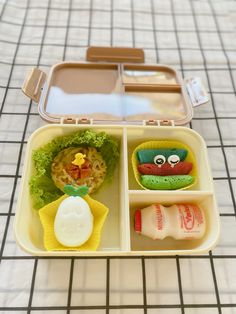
[150,0,159,62]
[141,257,147,314]
[106,257,110,314]
[0,0,31,259]
[1,0,236,313]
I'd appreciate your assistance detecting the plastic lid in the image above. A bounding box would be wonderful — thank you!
[22,48,193,125]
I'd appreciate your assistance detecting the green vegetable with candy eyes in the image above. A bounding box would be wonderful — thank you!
[137,148,187,164]
[141,175,194,190]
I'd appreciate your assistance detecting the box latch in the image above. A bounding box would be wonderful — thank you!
[145,120,175,126]
[86,46,145,63]
[22,68,46,103]
[60,118,93,125]
[185,77,209,107]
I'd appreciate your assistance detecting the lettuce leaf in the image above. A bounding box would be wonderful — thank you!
[30,129,119,209]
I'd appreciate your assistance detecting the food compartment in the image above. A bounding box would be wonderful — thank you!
[129,191,220,254]
[14,125,128,255]
[122,64,179,85]
[127,126,214,192]
[42,63,124,120]
[123,86,190,123]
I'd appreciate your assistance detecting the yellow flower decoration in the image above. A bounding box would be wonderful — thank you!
[72,152,86,168]
[39,194,109,251]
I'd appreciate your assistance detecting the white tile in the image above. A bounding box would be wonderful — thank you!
[145,259,180,305]
[48,9,69,27]
[222,308,236,314]
[200,32,221,49]
[92,10,111,28]
[71,310,105,314]
[40,45,64,66]
[225,148,236,177]
[0,178,14,213]
[0,216,7,247]
[0,143,20,175]
[178,32,199,49]
[26,7,49,27]
[134,12,153,30]
[208,70,234,93]
[176,15,195,32]
[0,22,21,42]
[213,180,234,214]
[0,259,34,307]
[68,28,89,46]
[207,147,227,178]
[15,44,41,65]
[158,50,180,66]
[70,10,90,27]
[214,259,236,304]
[191,119,220,146]
[93,0,110,9]
[25,115,46,141]
[148,310,181,314]
[3,88,30,114]
[3,216,28,257]
[110,259,143,305]
[113,11,132,28]
[90,29,111,46]
[71,259,106,306]
[192,99,215,119]
[10,65,34,89]
[219,119,236,145]
[185,309,219,314]
[154,14,174,31]
[110,310,144,314]
[44,27,67,45]
[21,26,44,45]
[0,115,27,141]
[156,32,177,49]
[213,216,236,255]
[32,259,70,306]
[135,30,155,49]
[180,259,217,304]
[113,29,133,47]
[33,311,66,314]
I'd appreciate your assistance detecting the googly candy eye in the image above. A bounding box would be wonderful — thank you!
[167,154,180,168]
[153,155,166,167]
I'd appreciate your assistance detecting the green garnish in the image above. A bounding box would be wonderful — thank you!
[63,185,89,197]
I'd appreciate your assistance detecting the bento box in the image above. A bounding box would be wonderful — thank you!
[14,47,220,256]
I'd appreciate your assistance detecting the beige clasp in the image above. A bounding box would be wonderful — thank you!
[22,68,46,103]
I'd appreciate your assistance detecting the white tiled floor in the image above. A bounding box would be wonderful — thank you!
[180,259,217,304]
[71,259,107,306]
[145,259,180,305]
[32,259,71,307]
[109,259,143,305]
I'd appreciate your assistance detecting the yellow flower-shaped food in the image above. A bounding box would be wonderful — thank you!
[72,152,86,168]
[39,194,109,251]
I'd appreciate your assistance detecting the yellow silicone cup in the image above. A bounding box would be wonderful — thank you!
[132,140,197,190]
[39,194,109,251]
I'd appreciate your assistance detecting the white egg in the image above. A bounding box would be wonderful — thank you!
[54,196,93,247]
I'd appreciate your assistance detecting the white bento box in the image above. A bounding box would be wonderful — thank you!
[14,47,220,256]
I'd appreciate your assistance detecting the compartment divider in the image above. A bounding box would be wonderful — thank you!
[120,126,131,251]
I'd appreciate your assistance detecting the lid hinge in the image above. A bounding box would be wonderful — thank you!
[22,68,46,103]
[61,118,93,125]
[144,119,175,126]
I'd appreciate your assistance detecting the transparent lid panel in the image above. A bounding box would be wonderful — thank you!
[46,88,187,122]
[123,69,177,85]
[42,62,192,124]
